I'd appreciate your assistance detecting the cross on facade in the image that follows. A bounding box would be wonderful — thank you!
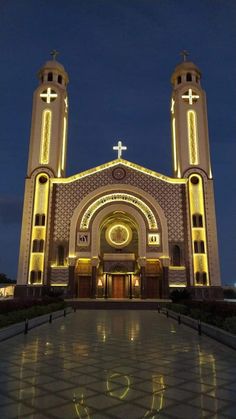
[182,88,199,105]
[40,88,58,103]
[180,50,189,62]
[50,49,59,60]
[113,140,127,159]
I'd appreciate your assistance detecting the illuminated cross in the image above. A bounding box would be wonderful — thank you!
[50,49,59,60]
[180,50,189,62]
[40,88,58,103]
[113,140,127,159]
[182,88,199,105]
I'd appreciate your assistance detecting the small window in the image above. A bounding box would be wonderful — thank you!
[58,75,62,84]
[57,245,65,266]
[30,270,36,283]
[173,245,181,266]
[192,214,203,228]
[39,240,44,252]
[35,213,45,226]
[194,240,205,254]
[37,271,42,280]
[202,272,207,285]
[177,76,181,84]
[186,73,192,82]
[200,241,205,253]
[194,241,198,253]
[196,272,200,283]
[48,72,53,81]
[35,214,40,226]
[32,239,44,252]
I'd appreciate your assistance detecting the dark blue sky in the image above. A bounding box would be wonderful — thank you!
[0,0,235,284]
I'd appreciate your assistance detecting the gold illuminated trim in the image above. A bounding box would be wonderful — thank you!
[40,110,51,164]
[169,266,186,270]
[80,193,158,230]
[61,116,67,172]
[28,173,50,284]
[187,110,199,165]
[169,284,186,288]
[172,117,177,174]
[106,222,132,248]
[51,284,68,287]
[189,174,209,285]
[52,159,186,185]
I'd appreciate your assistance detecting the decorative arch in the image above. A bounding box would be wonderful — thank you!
[69,184,169,257]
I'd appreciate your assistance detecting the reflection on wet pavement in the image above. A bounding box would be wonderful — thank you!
[0,310,235,418]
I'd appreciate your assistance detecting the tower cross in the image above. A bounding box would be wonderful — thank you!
[182,88,199,105]
[50,49,59,60]
[40,87,58,103]
[180,50,189,62]
[113,140,127,159]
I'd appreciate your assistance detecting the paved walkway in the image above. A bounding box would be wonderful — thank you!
[0,310,236,418]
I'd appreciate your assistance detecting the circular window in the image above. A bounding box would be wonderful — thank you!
[39,175,48,184]
[191,176,199,185]
[112,167,126,180]
[105,222,132,248]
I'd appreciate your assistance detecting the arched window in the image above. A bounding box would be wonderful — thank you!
[39,240,44,252]
[32,239,44,252]
[37,271,42,281]
[200,241,205,253]
[194,241,198,253]
[58,75,62,84]
[196,272,200,283]
[192,214,203,227]
[41,214,46,226]
[35,214,40,226]
[48,72,53,81]
[30,270,36,283]
[35,214,45,226]
[57,245,65,266]
[202,272,207,285]
[186,72,192,82]
[177,75,181,84]
[173,245,181,266]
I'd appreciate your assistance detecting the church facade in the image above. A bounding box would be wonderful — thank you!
[16,57,222,300]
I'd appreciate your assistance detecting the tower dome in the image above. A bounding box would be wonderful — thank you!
[171,60,201,88]
[38,57,69,86]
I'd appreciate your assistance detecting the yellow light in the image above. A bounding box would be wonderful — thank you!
[97,278,103,287]
[187,110,199,165]
[189,174,209,285]
[28,173,50,284]
[169,284,186,288]
[169,266,186,270]
[61,116,67,172]
[80,192,158,230]
[51,159,186,185]
[172,117,178,173]
[134,279,139,287]
[40,110,51,164]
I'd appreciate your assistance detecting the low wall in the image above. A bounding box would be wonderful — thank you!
[162,308,236,350]
[0,307,73,343]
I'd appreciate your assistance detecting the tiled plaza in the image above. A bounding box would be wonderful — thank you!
[0,310,236,418]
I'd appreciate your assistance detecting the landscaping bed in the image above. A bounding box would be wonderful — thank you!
[0,297,66,328]
[166,299,236,335]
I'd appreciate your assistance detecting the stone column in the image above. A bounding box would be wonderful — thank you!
[129,274,132,299]
[104,274,108,299]
[91,266,97,299]
[68,257,76,297]
[160,257,170,299]
[91,257,99,299]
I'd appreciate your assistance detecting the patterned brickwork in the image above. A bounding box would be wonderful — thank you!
[53,165,185,243]
[169,269,187,285]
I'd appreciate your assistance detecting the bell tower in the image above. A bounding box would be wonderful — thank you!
[170,53,221,293]
[16,53,69,293]
[27,51,69,178]
[170,53,212,179]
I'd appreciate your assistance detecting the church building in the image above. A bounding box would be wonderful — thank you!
[16,55,222,300]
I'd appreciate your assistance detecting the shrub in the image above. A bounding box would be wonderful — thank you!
[223,317,236,334]
[170,289,191,303]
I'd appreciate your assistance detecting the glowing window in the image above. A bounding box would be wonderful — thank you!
[187,110,199,165]
[40,110,52,164]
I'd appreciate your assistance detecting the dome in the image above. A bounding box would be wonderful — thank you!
[171,60,201,86]
[37,59,69,85]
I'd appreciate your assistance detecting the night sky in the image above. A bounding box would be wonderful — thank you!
[0,0,235,285]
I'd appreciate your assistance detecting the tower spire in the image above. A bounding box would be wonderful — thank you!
[50,49,59,61]
[180,50,189,62]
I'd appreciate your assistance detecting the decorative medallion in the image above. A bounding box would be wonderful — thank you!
[112,167,126,180]
[106,222,132,248]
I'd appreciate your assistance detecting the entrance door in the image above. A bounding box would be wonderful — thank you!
[146,277,159,298]
[112,275,125,298]
[78,276,91,298]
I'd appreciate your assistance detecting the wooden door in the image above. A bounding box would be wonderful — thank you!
[78,276,91,298]
[146,277,159,298]
[112,275,125,298]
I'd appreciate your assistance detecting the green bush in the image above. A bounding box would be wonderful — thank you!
[167,303,189,315]
[223,317,236,334]
[0,301,66,329]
